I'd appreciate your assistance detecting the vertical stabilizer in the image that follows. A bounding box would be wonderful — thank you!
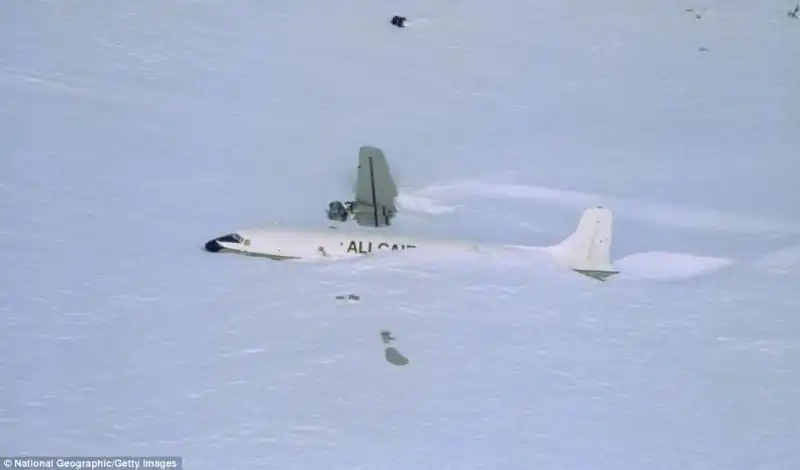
[551,206,619,281]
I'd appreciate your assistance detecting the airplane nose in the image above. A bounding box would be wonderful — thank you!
[204,239,222,253]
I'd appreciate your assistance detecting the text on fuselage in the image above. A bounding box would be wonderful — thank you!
[346,240,417,254]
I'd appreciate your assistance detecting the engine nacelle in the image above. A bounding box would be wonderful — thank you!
[327,200,354,222]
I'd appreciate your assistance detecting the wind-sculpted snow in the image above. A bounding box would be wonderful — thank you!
[614,251,736,280]
[408,181,800,236]
[754,244,800,276]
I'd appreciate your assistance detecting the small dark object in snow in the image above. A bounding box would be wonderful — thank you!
[699,47,708,52]
[390,15,407,28]
[686,7,706,19]
[335,293,361,301]
[385,347,410,366]
[380,330,396,344]
[789,5,799,18]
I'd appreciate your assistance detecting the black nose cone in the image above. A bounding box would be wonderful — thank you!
[205,239,222,253]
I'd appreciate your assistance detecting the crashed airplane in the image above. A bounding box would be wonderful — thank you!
[204,145,620,281]
[205,205,620,282]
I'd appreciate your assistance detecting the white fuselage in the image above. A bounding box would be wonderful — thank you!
[207,226,497,260]
[203,205,620,281]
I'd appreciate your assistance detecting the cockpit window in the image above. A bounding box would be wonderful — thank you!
[218,233,244,244]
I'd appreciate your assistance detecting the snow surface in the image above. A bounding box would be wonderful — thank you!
[2,0,799,468]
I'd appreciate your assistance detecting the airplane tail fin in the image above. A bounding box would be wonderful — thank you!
[550,206,619,281]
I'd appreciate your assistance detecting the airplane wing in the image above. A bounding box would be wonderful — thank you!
[353,146,398,227]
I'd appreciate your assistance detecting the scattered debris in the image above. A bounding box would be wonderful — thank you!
[390,15,408,28]
[380,329,396,344]
[379,330,409,366]
[685,7,706,19]
[335,293,361,302]
[385,347,410,366]
[789,4,799,18]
